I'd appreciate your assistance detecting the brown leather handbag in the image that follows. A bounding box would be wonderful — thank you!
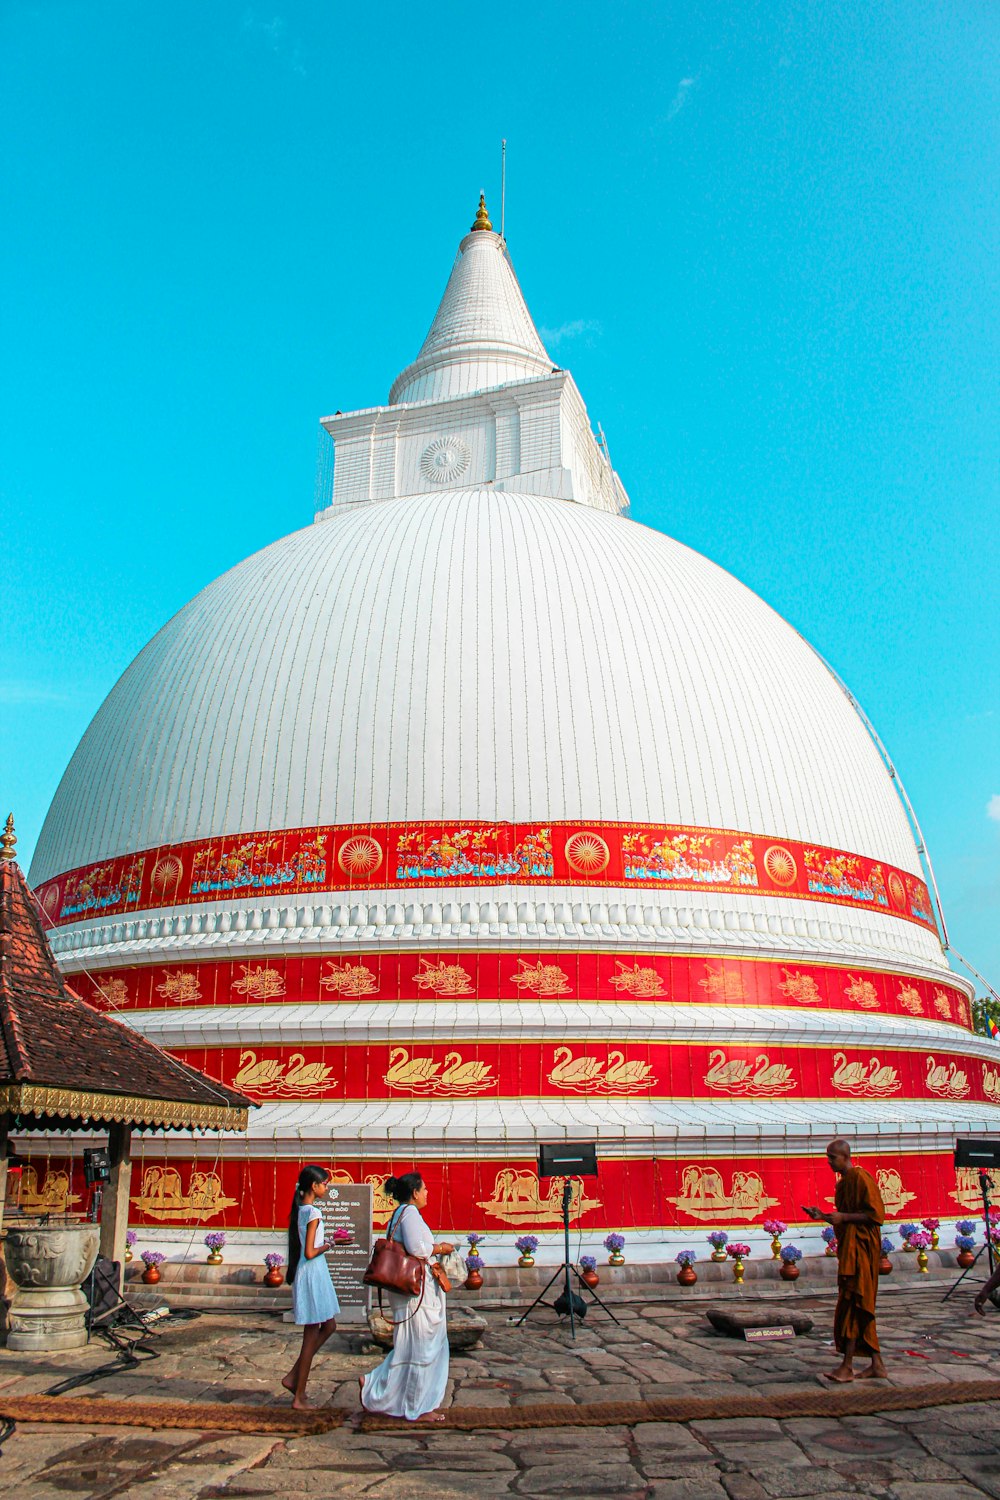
[363,1208,425,1298]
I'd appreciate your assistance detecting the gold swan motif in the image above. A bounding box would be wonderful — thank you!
[384,1047,441,1092]
[926,1056,970,1099]
[233,1050,286,1093]
[547,1046,606,1092]
[281,1054,335,1095]
[831,1052,867,1090]
[750,1055,795,1092]
[704,1049,753,1091]
[983,1064,1000,1104]
[603,1051,655,1092]
[437,1052,494,1095]
[866,1058,900,1093]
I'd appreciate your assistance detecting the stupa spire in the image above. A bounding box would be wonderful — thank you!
[1,813,15,861]
[388,195,552,405]
[470,192,493,232]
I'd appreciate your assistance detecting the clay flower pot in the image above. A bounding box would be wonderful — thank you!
[263,1267,284,1287]
[879,1255,893,1275]
[464,1269,483,1291]
[581,1269,599,1288]
[956,1250,976,1269]
[677,1264,697,1286]
[779,1262,799,1281]
[142,1265,161,1285]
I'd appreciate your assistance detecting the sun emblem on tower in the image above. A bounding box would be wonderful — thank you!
[763,845,797,887]
[150,853,184,899]
[564,831,610,875]
[887,871,907,910]
[337,835,383,879]
[420,436,471,484]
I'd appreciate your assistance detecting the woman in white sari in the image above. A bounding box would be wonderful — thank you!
[360,1172,453,1422]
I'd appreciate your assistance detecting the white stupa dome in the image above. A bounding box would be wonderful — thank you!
[25,197,995,1254]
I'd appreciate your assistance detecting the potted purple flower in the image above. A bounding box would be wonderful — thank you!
[821,1225,838,1257]
[907,1230,932,1273]
[515,1234,539,1267]
[921,1216,941,1250]
[124,1228,137,1264]
[727,1242,750,1283]
[707,1231,728,1263]
[140,1249,165,1285]
[204,1231,226,1265]
[464,1251,484,1291]
[675,1249,698,1286]
[879,1235,895,1274]
[604,1232,626,1266]
[579,1254,599,1287]
[779,1244,802,1281]
[763,1218,788,1260]
[955,1223,977,1269]
[263,1251,285,1287]
[898,1221,918,1252]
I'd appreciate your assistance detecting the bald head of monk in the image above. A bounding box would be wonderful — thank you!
[827,1139,853,1174]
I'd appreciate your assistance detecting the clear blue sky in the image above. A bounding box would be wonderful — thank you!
[2,2,997,984]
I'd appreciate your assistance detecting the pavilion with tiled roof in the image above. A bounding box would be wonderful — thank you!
[0,814,251,1283]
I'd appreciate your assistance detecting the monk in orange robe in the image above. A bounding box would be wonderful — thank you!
[805,1138,887,1382]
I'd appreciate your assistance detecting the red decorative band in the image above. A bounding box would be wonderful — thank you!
[35,820,936,931]
[10,1150,993,1233]
[166,1040,999,1107]
[81,953,972,1032]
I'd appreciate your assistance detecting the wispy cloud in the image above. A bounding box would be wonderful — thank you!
[242,10,306,75]
[538,318,602,351]
[666,76,697,122]
[988,794,1000,825]
[0,680,73,706]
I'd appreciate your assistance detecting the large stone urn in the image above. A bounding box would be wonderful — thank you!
[4,1223,100,1351]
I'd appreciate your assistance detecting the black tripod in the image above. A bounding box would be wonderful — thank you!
[942,1168,997,1303]
[514,1180,621,1340]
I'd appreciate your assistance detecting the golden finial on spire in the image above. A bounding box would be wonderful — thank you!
[1,813,16,862]
[470,192,493,233]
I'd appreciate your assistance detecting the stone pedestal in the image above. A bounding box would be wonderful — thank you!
[5,1223,100,1351]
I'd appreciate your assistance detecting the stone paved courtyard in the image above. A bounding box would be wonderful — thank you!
[0,1279,998,1499]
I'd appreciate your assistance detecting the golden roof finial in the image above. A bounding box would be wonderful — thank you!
[1,813,16,862]
[470,191,493,233]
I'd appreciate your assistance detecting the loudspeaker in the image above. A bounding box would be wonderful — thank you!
[954,1139,1000,1170]
[537,1142,598,1178]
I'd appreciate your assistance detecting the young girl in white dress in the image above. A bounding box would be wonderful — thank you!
[282,1164,340,1409]
[360,1172,453,1422]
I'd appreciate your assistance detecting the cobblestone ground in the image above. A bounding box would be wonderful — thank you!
[0,1279,997,1499]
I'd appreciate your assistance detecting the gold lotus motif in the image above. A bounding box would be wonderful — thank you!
[511,960,571,996]
[478,1170,601,1225]
[844,976,879,1010]
[933,990,953,1021]
[898,984,924,1016]
[320,961,379,997]
[779,969,822,1005]
[666,1165,778,1222]
[232,964,286,999]
[93,976,129,1009]
[156,970,202,1003]
[414,958,475,996]
[698,966,746,1001]
[608,962,665,998]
